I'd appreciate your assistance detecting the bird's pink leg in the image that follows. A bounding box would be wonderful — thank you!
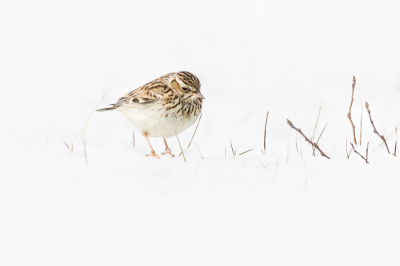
[143,133,160,159]
[161,138,174,157]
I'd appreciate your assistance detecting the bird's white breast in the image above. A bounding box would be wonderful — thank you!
[119,103,200,139]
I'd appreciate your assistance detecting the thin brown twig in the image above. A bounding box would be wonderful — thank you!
[312,107,321,156]
[351,142,368,163]
[286,119,330,159]
[365,102,390,154]
[395,127,397,157]
[263,111,269,155]
[316,123,328,144]
[313,122,328,156]
[347,76,357,144]
[360,100,363,145]
[312,106,321,143]
[346,136,352,159]
[366,142,369,162]
[63,141,70,150]
[179,112,202,157]
[373,128,396,152]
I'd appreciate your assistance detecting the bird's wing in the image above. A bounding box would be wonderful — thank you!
[114,80,168,107]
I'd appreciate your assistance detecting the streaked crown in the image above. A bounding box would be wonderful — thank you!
[176,71,201,91]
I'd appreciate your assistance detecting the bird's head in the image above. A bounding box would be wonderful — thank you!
[170,71,204,100]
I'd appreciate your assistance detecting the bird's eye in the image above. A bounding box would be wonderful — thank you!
[182,87,188,92]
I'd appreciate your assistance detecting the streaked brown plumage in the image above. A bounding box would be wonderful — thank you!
[97,71,204,158]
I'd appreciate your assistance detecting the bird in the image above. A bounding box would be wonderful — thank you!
[96,71,204,159]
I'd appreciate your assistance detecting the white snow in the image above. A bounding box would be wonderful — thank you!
[1,0,400,265]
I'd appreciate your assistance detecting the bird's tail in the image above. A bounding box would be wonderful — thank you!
[96,106,118,112]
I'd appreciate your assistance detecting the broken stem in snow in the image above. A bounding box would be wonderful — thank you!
[351,142,369,164]
[347,76,357,144]
[365,102,390,154]
[263,111,269,155]
[286,119,330,159]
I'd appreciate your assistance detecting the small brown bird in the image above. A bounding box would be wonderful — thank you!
[97,71,204,158]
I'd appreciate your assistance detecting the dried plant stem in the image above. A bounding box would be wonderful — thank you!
[84,140,87,164]
[365,102,390,154]
[70,91,106,154]
[366,142,369,162]
[360,100,363,145]
[311,107,322,156]
[312,106,321,142]
[230,141,235,156]
[346,136,352,159]
[175,131,186,162]
[239,149,253,156]
[63,141,70,150]
[395,127,397,157]
[347,76,357,144]
[313,123,328,156]
[194,143,203,159]
[179,113,202,156]
[351,142,368,163]
[263,111,269,155]
[287,119,330,159]
[373,128,396,152]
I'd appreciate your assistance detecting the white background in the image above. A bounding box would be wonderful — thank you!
[1,0,400,265]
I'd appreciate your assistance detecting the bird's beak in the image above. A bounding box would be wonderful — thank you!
[194,91,205,99]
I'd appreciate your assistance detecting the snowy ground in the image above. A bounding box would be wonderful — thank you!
[1,0,400,265]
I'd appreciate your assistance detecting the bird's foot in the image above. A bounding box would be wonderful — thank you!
[161,148,174,157]
[146,151,160,159]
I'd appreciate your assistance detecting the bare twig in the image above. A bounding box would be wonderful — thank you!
[395,127,397,157]
[316,123,328,144]
[346,136,352,159]
[287,119,330,159]
[347,76,357,144]
[351,142,368,163]
[313,122,328,156]
[312,106,321,142]
[365,102,390,154]
[63,141,70,150]
[179,113,202,156]
[366,142,369,162]
[360,100,363,145]
[263,111,269,155]
[312,107,322,156]
[373,128,396,152]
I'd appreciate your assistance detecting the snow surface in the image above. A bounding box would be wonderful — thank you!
[1,0,400,265]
